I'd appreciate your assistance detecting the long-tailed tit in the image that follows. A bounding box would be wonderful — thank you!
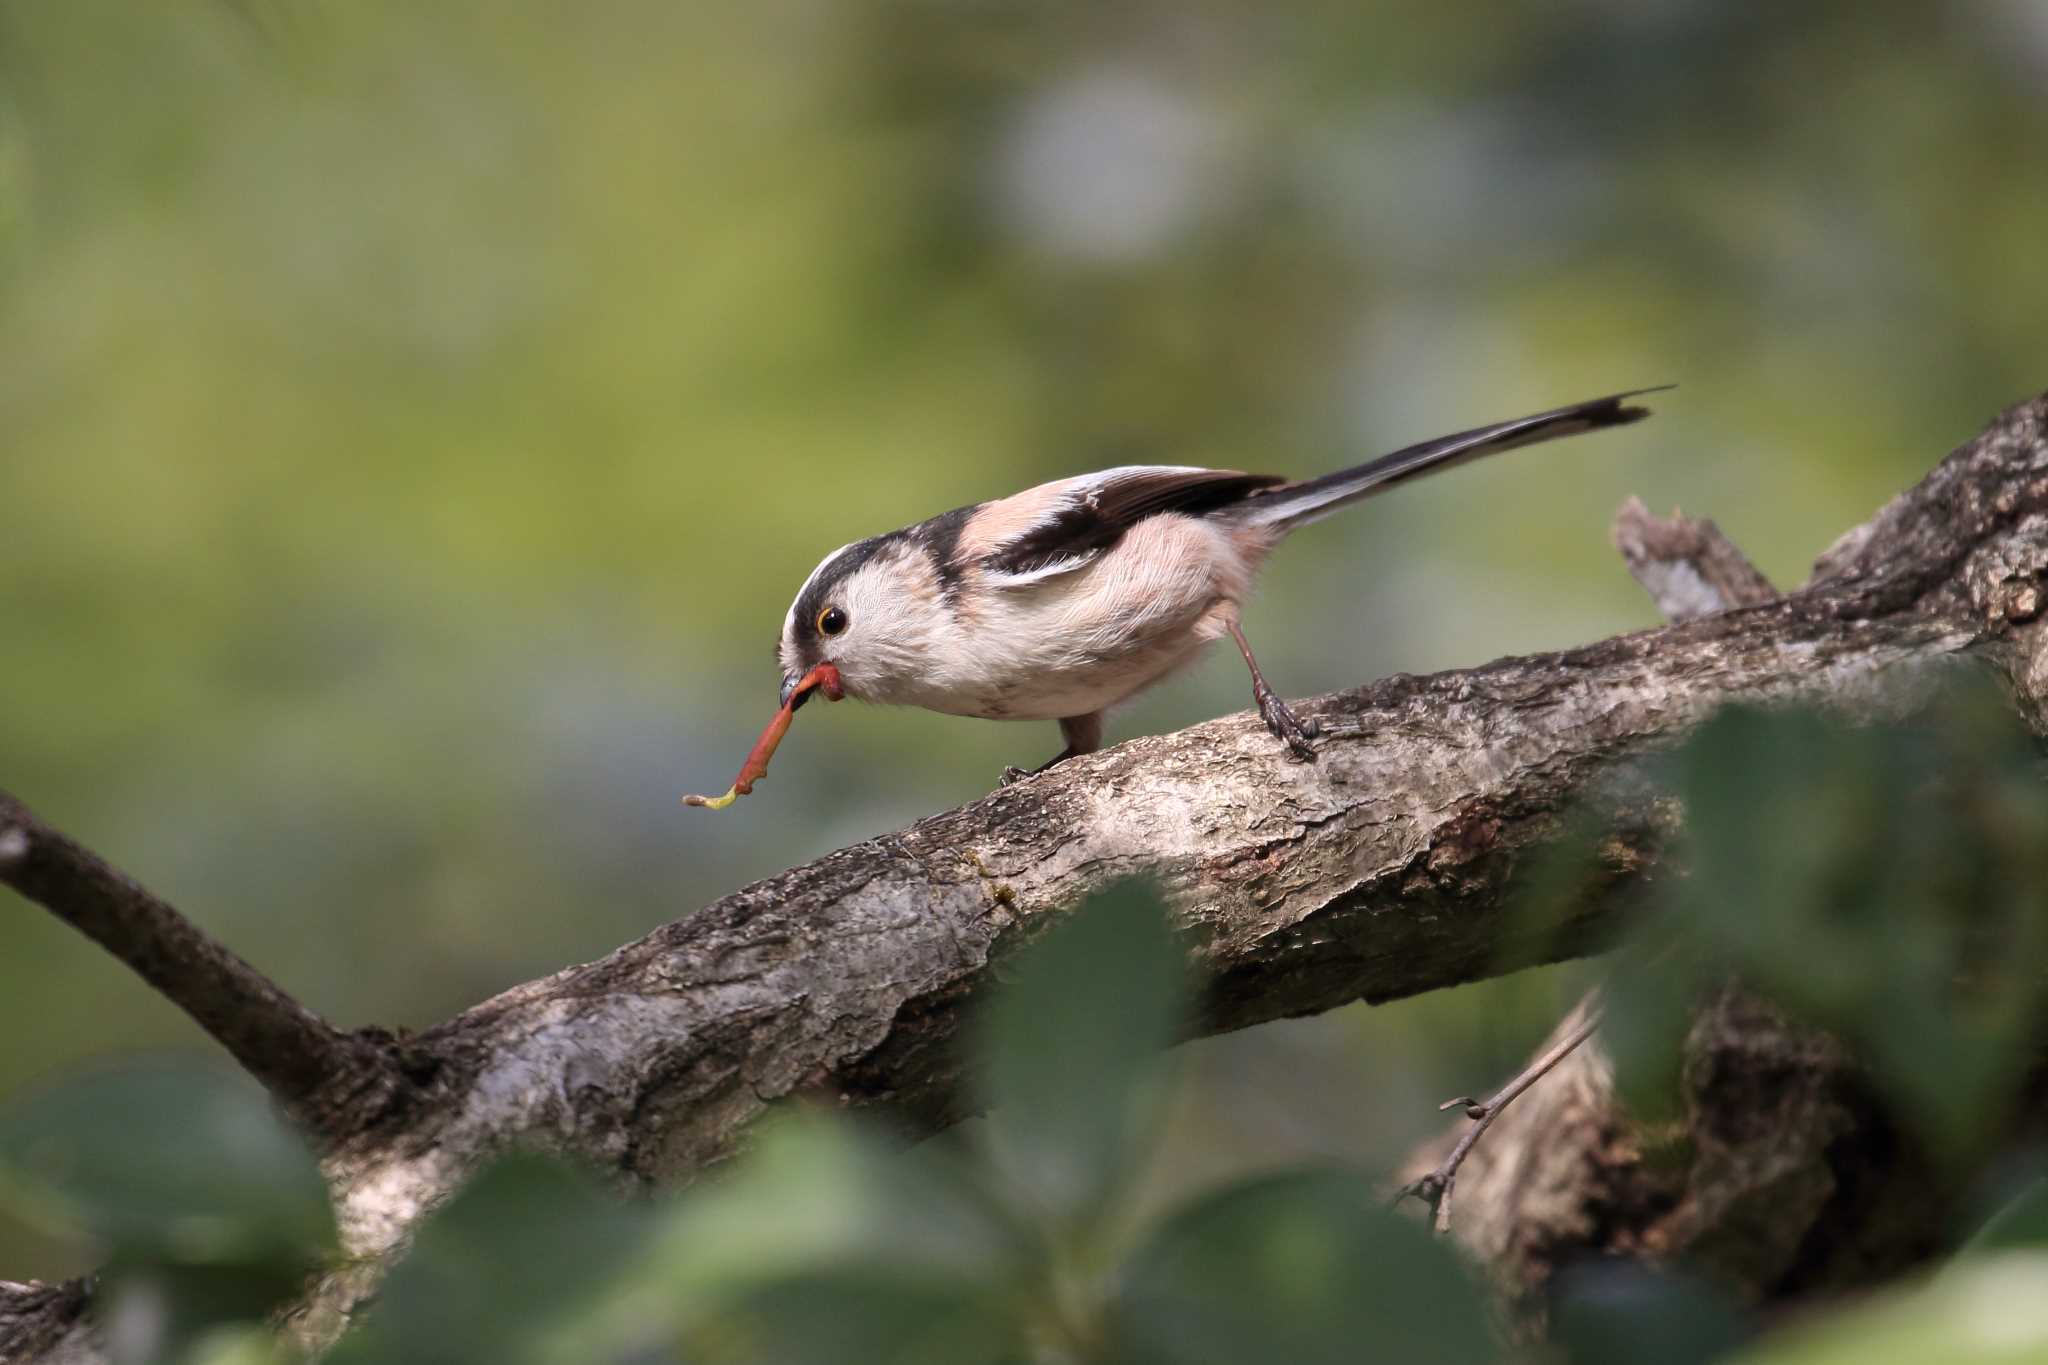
[687,389,1661,807]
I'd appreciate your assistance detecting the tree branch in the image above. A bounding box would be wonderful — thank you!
[0,1279,92,1365]
[6,393,2048,1362]
[1393,416,2048,1326]
[0,795,395,1133]
[306,392,2048,1258]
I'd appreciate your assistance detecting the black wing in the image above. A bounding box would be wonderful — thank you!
[982,466,1284,582]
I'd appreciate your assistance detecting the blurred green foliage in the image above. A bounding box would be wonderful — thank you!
[0,1064,335,1361]
[4,885,1506,1363]
[2,0,2047,1320]
[1598,683,2048,1162]
[1726,1253,2048,1365]
[1549,1261,1750,1365]
[9,813,2048,1362]
[974,873,1186,1226]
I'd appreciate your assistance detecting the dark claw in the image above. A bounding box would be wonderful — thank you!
[1257,693,1319,762]
[999,743,1084,790]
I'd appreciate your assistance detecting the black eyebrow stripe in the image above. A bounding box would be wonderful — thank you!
[788,534,890,649]
[914,503,977,601]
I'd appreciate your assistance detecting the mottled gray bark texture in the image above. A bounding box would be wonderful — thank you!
[5,392,2048,1362]
[1612,496,1781,623]
[0,1279,95,1365]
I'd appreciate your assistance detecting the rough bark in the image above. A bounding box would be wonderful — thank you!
[5,392,2048,1361]
[0,1280,94,1365]
[1612,496,1780,623]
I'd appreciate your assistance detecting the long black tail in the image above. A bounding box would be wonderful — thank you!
[1235,387,1669,533]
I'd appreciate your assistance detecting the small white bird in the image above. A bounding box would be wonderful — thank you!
[753,390,1660,792]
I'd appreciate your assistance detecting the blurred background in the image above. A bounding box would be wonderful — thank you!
[2,0,2044,1279]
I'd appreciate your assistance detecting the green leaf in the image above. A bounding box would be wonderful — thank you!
[1957,1167,2048,1259]
[176,1324,292,1365]
[0,1061,336,1361]
[0,1061,334,1264]
[1550,1261,1749,1365]
[646,1114,1028,1302]
[1600,693,2048,1161]
[1728,1251,2048,1365]
[974,880,1190,1227]
[714,1269,1023,1365]
[1111,1169,1499,1365]
[1596,931,1697,1124]
[328,1153,653,1365]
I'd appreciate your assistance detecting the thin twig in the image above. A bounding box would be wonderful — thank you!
[0,791,384,1128]
[1395,996,1606,1233]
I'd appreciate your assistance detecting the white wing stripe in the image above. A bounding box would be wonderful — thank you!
[981,550,1102,587]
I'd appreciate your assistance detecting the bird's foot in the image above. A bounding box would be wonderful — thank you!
[1257,692,1320,762]
[998,744,1083,789]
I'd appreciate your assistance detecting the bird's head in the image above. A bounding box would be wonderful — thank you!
[776,533,947,708]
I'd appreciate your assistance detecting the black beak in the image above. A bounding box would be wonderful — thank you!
[779,673,799,708]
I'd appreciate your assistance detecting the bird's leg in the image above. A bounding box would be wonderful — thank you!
[999,713,1104,787]
[1226,619,1318,761]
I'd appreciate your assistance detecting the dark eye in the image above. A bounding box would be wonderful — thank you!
[816,606,848,637]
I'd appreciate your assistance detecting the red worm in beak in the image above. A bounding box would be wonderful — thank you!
[682,662,844,809]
